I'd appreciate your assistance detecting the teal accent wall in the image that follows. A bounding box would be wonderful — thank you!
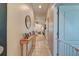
[0,3,7,56]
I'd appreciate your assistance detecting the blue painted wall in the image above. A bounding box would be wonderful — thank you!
[58,4,79,56]
[0,4,7,56]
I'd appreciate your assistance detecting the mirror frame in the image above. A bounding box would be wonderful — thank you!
[25,15,31,29]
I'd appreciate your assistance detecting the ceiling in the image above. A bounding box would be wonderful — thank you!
[31,3,52,17]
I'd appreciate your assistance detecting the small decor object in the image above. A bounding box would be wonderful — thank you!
[0,45,4,55]
[25,15,31,29]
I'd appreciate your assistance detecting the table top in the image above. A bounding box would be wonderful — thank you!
[20,35,36,44]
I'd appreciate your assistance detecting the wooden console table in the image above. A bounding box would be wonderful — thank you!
[20,35,36,56]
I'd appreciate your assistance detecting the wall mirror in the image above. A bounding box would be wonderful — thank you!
[25,15,31,29]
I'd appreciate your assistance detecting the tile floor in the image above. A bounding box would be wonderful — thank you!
[32,34,52,56]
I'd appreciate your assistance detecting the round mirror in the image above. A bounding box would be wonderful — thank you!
[25,15,31,29]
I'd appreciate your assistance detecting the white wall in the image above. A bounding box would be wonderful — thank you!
[7,4,34,56]
[46,5,54,55]
[53,5,58,56]
[52,4,57,56]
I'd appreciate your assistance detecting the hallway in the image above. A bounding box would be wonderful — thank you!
[1,3,79,56]
[32,34,52,56]
[7,3,54,56]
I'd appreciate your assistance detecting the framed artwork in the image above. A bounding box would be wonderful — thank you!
[25,15,31,29]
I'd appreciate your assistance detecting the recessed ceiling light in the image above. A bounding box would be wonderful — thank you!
[39,5,42,8]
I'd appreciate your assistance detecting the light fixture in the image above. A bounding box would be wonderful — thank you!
[39,5,42,8]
